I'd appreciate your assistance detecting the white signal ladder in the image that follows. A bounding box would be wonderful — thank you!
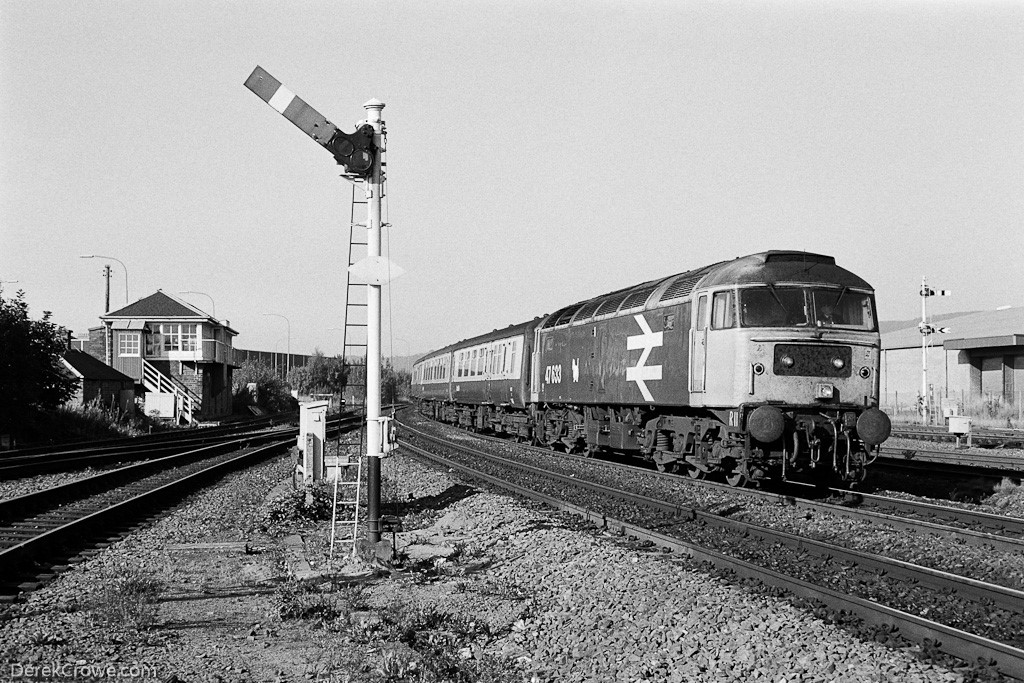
[329,181,371,560]
[328,451,363,559]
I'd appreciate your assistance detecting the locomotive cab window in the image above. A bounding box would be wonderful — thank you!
[740,286,876,330]
[711,291,735,329]
[811,288,876,330]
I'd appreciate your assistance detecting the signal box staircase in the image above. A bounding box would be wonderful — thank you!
[142,359,200,425]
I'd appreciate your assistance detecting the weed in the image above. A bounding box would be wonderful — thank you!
[89,568,161,630]
[277,580,341,622]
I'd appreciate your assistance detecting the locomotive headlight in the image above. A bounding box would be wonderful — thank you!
[780,356,795,368]
[859,366,872,379]
[832,358,845,370]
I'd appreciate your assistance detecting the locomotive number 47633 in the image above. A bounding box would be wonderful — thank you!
[544,365,562,384]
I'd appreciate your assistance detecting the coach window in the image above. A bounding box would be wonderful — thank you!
[711,291,735,329]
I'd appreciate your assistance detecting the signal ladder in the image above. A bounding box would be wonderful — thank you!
[329,182,371,560]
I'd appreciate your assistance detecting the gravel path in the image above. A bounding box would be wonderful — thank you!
[0,442,997,682]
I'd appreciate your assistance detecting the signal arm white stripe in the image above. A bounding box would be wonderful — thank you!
[268,85,295,114]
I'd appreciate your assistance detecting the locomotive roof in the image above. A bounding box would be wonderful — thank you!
[698,251,873,290]
[415,251,874,362]
[541,251,872,330]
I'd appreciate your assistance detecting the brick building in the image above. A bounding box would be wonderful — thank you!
[86,291,240,423]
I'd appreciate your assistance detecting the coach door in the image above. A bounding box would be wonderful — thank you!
[689,294,709,394]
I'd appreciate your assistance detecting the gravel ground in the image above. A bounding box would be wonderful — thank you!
[0,441,998,682]
[399,420,1024,653]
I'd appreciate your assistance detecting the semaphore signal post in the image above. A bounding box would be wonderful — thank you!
[244,66,398,544]
[919,277,951,424]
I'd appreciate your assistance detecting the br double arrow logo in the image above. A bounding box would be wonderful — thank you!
[626,314,663,402]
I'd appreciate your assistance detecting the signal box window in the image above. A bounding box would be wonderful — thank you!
[711,291,735,329]
[118,332,140,356]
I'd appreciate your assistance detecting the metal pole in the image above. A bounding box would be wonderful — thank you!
[364,98,385,544]
[921,276,928,424]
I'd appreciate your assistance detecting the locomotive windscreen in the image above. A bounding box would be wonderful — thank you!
[739,286,876,330]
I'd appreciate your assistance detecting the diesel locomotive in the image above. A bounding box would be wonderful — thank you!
[411,251,892,485]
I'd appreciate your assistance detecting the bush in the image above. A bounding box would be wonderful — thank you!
[10,400,170,446]
[257,481,343,532]
[232,360,297,414]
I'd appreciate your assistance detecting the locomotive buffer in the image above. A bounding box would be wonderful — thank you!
[244,66,400,545]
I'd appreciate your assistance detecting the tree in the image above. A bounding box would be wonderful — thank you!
[381,360,411,404]
[0,289,78,435]
[287,349,348,397]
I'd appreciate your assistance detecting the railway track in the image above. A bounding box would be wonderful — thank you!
[0,411,364,603]
[398,417,1024,679]
[876,443,1024,475]
[430,419,1024,551]
[0,411,376,480]
[891,423,1024,449]
[0,436,291,601]
[0,411,296,459]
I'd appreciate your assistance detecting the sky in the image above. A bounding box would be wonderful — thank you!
[1,1,1021,359]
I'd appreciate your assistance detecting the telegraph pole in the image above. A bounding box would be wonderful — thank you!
[103,264,112,313]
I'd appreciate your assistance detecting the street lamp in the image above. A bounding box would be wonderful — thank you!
[79,255,129,305]
[180,291,216,317]
[263,313,291,376]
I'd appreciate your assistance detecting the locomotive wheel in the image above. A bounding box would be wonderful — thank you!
[686,465,706,480]
[726,471,748,487]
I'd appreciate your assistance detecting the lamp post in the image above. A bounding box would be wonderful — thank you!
[180,291,216,317]
[263,313,291,377]
[79,255,129,308]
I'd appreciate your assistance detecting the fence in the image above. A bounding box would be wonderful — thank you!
[233,348,313,380]
[880,390,1024,427]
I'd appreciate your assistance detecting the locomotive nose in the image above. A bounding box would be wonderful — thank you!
[857,408,892,446]
[748,406,785,443]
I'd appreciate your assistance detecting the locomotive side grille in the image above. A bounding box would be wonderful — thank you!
[658,262,725,303]
[551,303,586,327]
[595,291,632,316]
[620,284,659,310]
[572,299,603,321]
[773,344,852,377]
[659,273,704,301]
[541,305,578,328]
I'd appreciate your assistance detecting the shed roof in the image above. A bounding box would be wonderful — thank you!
[882,306,1024,351]
[62,349,134,382]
